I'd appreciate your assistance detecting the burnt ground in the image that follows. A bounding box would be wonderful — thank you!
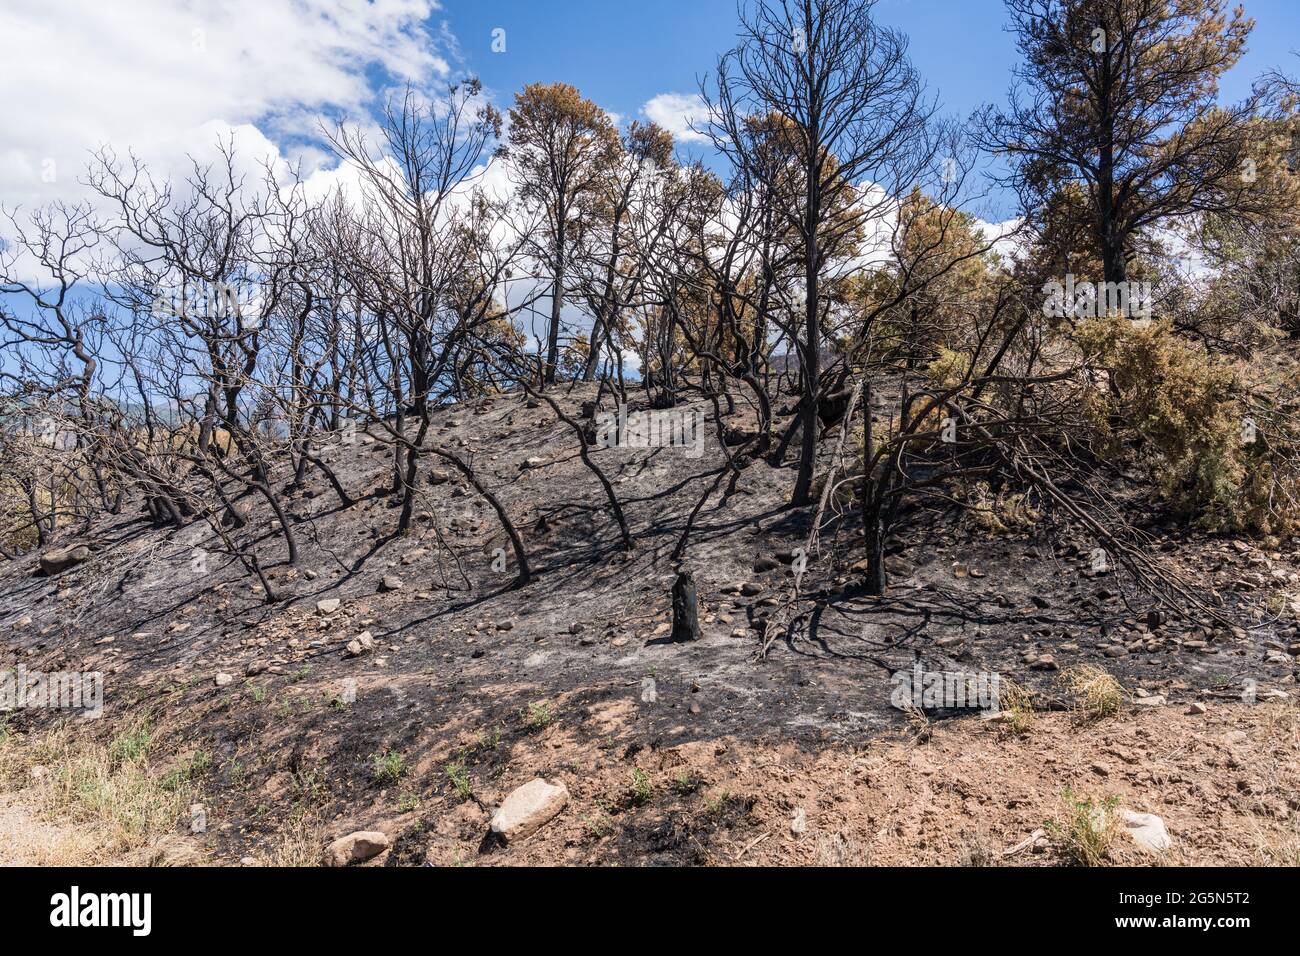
[1,381,1298,866]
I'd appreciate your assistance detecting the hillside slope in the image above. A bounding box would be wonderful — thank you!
[1,383,1297,866]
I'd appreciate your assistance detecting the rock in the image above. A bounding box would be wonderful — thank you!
[790,807,808,836]
[496,620,515,632]
[323,830,390,867]
[1030,655,1059,671]
[1133,695,1167,707]
[520,456,549,471]
[221,501,253,528]
[316,598,341,615]
[427,469,452,486]
[753,557,781,573]
[347,631,375,657]
[739,582,764,597]
[401,549,428,565]
[1186,702,1208,715]
[1119,809,1172,853]
[214,673,234,687]
[569,622,585,635]
[38,544,90,576]
[883,555,913,577]
[245,662,268,676]
[379,574,404,592]
[12,614,33,630]
[489,779,569,843]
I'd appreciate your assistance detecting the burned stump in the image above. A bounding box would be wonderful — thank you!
[671,569,702,643]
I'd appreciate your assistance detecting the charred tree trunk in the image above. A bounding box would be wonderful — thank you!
[671,569,701,643]
[860,378,887,596]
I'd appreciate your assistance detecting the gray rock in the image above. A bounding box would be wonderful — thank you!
[379,574,404,592]
[316,598,341,615]
[38,544,90,576]
[489,779,569,843]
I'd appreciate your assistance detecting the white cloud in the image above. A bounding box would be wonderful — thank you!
[641,92,709,144]
[0,0,449,212]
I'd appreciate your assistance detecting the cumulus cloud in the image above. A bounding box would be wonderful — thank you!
[0,0,450,211]
[641,92,710,144]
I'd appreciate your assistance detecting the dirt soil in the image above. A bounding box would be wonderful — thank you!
[1,382,1298,865]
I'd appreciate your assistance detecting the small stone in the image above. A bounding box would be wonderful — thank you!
[379,575,404,592]
[489,779,569,843]
[1119,809,1172,853]
[569,622,585,635]
[1186,702,1208,715]
[215,673,234,687]
[317,598,341,615]
[12,615,33,630]
[790,807,807,835]
[883,555,913,577]
[323,830,390,867]
[1133,695,1167,707]
[38,544,90,576]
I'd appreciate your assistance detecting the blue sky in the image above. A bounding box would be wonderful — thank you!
[441,0,1300,130]
[3,0,1298,329]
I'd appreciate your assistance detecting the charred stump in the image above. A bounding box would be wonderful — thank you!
[671,569,701,643]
